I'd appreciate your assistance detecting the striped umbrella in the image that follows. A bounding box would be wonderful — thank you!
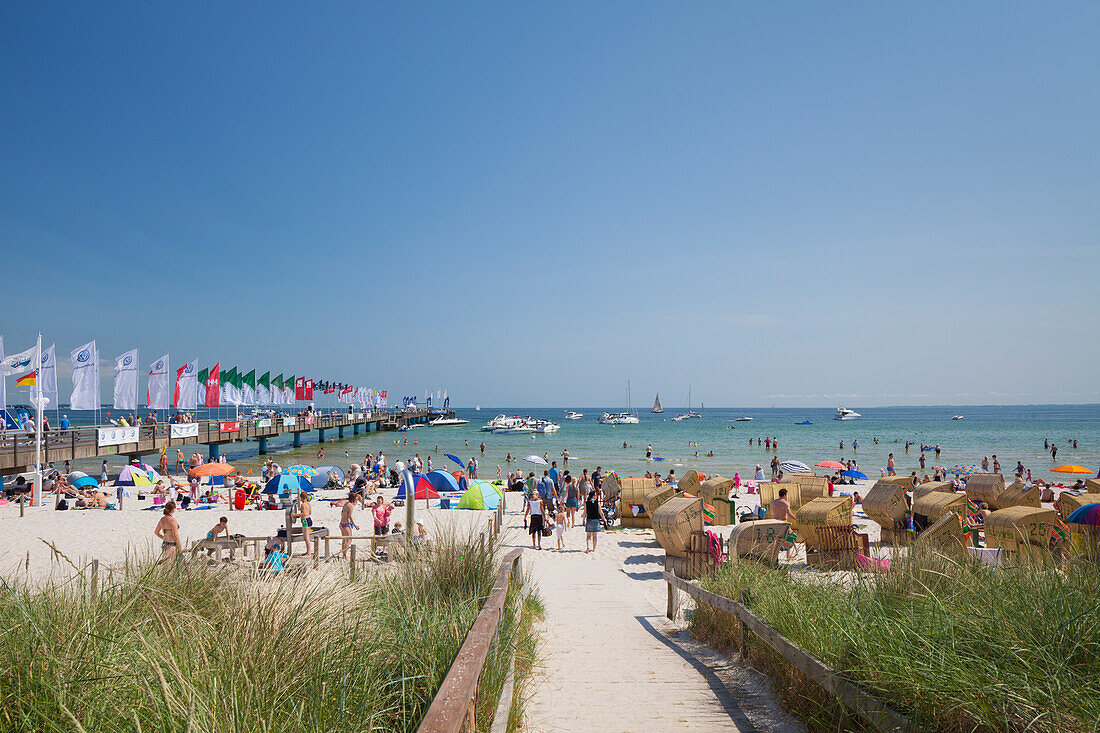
[779,460,812,474]
[284,465,317,477]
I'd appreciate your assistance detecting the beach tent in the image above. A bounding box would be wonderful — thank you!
[115,466,153,486]
[310,466,345,489]
[263,474,312,495]
[395,474,440,500]
[425,469,461,494]
[67,471,98,489]
[457,480,502,510]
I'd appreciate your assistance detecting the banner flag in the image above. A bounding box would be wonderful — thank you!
[295,376,305,400]
[174,359,199,409]
[304,378,313,400]
[221,366,238,404]
[69,341,100,411]
[271,374,282,405]
[257,371,271,405]
[147,354,170,409]
[380,390,388,409]
[205,363,220,408]
[113,348,139,410]
[242,369,256,406]
[39,344,58,405]
[1,343,37,376]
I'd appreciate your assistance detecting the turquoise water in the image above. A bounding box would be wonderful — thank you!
[45,405,1100,483]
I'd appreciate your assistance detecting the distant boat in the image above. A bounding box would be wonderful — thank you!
[564,411,583,420]
[735,416,753,422]
[952,415,964,420]
[834,407,861,421]
[795,420,813,425]
[651,394,663,413]
[672,387,702,422]
[475,405,480,411]
[601,381,640,424]
[429,416,469,427]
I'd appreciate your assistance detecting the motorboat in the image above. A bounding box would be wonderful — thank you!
[493,425,536,434]
[564,411,583,420]
[529,418,561,433]
[481,414,525,432]
[735,416,753,422]
[672,387,703,421]
[952,415,964,420]
[601,381,640,425]
[834,407,861,421]
[429,416,469,427]
[795,420,813,425]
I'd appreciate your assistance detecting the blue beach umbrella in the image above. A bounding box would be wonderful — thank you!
[840,470,868,480]
[444,453,466,468]
[72,476,99,489]
[310,466,345,489]
[264,474,312,495]
[425,469,461,494]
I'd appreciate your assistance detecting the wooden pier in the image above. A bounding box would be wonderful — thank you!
[0,409,446,476]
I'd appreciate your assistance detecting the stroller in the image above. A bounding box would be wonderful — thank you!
[601,496,620,528]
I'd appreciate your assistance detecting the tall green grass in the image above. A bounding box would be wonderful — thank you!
[689,550,1100,732]
[0,532,539,733]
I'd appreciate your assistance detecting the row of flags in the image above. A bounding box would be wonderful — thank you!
[400,391,451,410]
[0,336,389,413]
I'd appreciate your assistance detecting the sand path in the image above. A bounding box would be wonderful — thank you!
[503,504,802,732]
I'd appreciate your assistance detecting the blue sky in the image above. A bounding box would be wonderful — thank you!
[2,2,1098,407]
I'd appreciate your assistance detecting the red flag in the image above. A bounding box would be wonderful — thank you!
[295,376,305,400]
[173,363,187,408]
[205,363,220,408]
[304,379,314,399]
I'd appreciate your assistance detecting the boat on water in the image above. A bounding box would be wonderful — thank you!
[735,416,753,422]
[650,394,663,413]
[601,381,640,424]
[493,425,536,434]
[481,414,524,432]
[529,418,561,433]
[428,416,469,427]
[564,411,583,420]
[475,405,480,411]
[672,387,703,422]
[952,415,964,420]
[834,407,861,421]
[795,420,813,425]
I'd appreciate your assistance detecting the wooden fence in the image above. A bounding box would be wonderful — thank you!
[664,570,917,732]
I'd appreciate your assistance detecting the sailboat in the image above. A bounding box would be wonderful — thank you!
[651,393,663,413]
[599,380,640,424]
[672,387,703,421]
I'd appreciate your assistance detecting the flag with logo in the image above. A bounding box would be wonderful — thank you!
[304,378,314,400]
[174,359,199,409]
[69,341,100,411]
[39,344,58,405]
[1,342,37,376]
[147,354,170,409]
[113,348,139,410]
[295,376,305,400]
[204,363,221,408]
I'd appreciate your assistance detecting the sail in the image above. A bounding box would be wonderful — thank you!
[651,393,663,413]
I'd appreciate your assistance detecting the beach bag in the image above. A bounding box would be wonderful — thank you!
[56,499,68,511]
[541,524,552,537]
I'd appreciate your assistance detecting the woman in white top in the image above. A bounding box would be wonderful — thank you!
[525,494,544,549]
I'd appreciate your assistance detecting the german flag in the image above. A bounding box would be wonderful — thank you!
[16,370,36,387]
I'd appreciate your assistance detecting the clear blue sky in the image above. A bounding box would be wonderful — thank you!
[2,2,1097,407]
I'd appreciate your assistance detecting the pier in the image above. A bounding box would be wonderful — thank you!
[0,409,445,476]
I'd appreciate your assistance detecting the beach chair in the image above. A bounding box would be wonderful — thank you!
[808,525,867,569]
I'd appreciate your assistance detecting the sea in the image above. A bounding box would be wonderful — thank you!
[28,404,1100,484]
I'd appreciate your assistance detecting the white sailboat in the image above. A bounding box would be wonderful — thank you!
[672,387,702,422]
[651,393,663,413]
[600,381,640,424]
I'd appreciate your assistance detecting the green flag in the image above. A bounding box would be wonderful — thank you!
[258,371,270,389]
[273,373,283,390]
[197,367,208,387]
[243,369,256,388]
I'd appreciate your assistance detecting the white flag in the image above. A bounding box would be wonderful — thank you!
[70,341,100,411]
[242,382,255,406]
[38,344,58,405]
[284,384,293,404]
[2,343,37,376]
[147,354,170,409]
[174,359,199,410]
[113,349,139,410]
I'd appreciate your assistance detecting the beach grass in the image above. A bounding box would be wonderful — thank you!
[688,548,1100,732]
[0,531,539,733]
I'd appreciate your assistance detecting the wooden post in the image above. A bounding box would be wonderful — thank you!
[313,537,319,568]
[349,545,357,582]
[19,496,25,518]
[90,559,99,602]
[666,562,678,621]
[325,536,331,561]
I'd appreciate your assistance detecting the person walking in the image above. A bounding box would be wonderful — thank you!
[526,492,545,549]
[584,488,607,554]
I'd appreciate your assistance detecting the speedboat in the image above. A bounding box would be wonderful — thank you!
[795,420,813,425]
[493,425,536,434]
[952,415,964,420]
[530,418,561,433]
[564,411,583,420]
[735,416,753,422]
[599,412,638,425]
[834,407,861,421]
[429,416,469,427]
[672,411,702,422]
[481,414,528,431]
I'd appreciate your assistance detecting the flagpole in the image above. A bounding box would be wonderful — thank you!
[33,333,43,508]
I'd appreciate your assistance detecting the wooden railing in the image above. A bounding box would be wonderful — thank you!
[417,546,524,733]
[663,570,917,733]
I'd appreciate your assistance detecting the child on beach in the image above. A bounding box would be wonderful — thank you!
[290,492,313,557]
[554,507,566,550]
[154,501,181,560]
[373,496,393,536]
[206,516,229,540]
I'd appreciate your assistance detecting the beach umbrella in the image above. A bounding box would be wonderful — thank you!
[1052,465,1093,474]
[71,476,99,489]
[114,466,153,486]
[66,471,90,482]
[951,465,979,475]
[425,469,461,494]
[457,480,502,511]
[263,474,311,495]
[189,463,235,478]
[285,464,317,477]
[815,461,847,470]
[840,469,868,480]
[524,455,549,466]
[779,460,811,474]
[1066,503,1100,526]
[444,453,466,468]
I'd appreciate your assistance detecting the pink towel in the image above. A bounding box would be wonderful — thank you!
[706,529,725,566]
[856,554,890,572]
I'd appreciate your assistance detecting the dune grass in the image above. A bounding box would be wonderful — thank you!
[0,532,539,733]
[688,549,1100,732]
